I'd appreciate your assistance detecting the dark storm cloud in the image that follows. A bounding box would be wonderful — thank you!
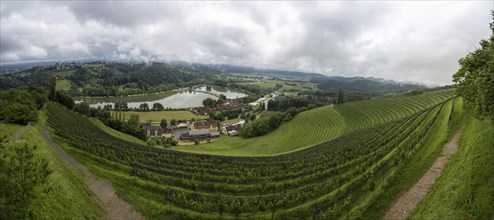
[0,1,492,85]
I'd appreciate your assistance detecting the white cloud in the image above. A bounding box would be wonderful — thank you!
[0,1,492,85]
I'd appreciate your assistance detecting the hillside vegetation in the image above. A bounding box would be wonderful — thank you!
[174,89,455,155]
[46,90,458,219]
[0,112,102,219]
[410,113,494,219]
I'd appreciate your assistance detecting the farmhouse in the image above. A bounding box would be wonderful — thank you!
[180,130,220,140]
[142,125,172,138]
[191,120,218,131]
[221,120,245,136]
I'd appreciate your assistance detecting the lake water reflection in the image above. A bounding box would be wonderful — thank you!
[81,87,247,109]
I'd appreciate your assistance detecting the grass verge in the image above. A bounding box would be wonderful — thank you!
[410,111,494,219]
[22,110,102,218]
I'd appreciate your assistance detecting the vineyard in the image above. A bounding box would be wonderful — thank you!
[176,89,455,155]
[46,89,459,219]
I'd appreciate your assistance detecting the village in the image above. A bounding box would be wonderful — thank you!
[142,119,245,143]
[139,95,253,145]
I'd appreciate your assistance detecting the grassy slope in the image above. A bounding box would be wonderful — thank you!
[114,110,208,122]
[0,123,23,138]
[172,90,454,156]
[2,111,102,218]
[55,79,71,91]
[410,108,494,219]
[90,118,147,145]
[356,97,463,219]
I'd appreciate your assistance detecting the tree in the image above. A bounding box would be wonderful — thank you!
[202,98,216,107]
[0,141,51,219]
[153,102,164,111]
[337,89,344,105]
[453,11,494,119]
[139,103,149,111]
[49,76,56,100]
[170,119,177,126]
[128,114,140,128]
[160,119,167,128]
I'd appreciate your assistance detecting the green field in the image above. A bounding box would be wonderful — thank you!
[173,89,455,155]
[90,118,147,145]
[1,112,102,219]
[45,90,458,219]
[113,110,208,122]
[55,79,71,91]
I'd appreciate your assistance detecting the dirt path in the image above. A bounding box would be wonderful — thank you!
[42,129,144,220]
[382,125,464,220]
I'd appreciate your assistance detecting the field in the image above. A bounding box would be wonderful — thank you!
[173,89,455,155]
[90,118,147,145]
[45,88,460,219]
[55,79,71,91]
[113,110,209,122]
[1,112,102,219]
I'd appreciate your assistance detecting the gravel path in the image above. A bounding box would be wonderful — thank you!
[382,125,464,220]
[43,129,144,220]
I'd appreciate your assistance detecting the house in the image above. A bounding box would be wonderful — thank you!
[162,128,172,138]
[221,120,245,136]
[210,132,221,138]
[180,130,220,140]
[142,125,163,137]
[142,125,173,138]
[188,130,211,139]
[191,120,218,132]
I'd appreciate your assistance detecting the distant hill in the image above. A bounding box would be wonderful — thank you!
[170,62,326,79]
[311,76,428,94]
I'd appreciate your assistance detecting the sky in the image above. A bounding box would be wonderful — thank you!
[0,1,492,85]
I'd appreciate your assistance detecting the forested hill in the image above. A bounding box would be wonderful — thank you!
[170,62,327,79]
[313,76,427,94]
[0,62,213,96]
[172,62,428,93]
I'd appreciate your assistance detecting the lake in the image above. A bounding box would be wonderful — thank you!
[78,86,247,109]
[83,91,218,109]
[196,86,247,99]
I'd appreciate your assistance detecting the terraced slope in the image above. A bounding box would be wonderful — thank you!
[174,89,455,155]
[46,94,457,219]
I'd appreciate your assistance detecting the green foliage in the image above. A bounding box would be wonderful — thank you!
[202,98,217,108]
[160,119,167,128]
[453,11,494,119]
[242,112,283,137]
[410,113,494,220]
[337,89,344,105]
[0,141,51,219]
[0,87,47,125]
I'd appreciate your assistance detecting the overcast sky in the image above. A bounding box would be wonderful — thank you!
[1,1,492,85]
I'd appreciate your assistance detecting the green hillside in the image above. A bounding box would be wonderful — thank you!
[45,92,458,219]
[0,112,102,219]
[410,113,494,219]
[173,89,455,155]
